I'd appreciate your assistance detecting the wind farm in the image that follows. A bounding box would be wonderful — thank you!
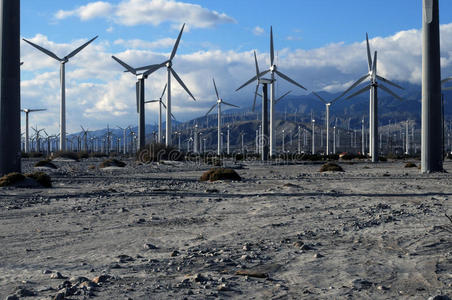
[1,1,452,299]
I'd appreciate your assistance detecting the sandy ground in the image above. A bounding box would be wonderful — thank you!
[0,157,451,299]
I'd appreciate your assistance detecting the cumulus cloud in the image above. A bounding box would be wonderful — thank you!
[55,0,236,28]
[21,24,452,134]
[252,26,264,36]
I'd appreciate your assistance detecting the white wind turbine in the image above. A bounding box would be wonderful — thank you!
[206,78,239,155]
[267,26,307,156]
[135,23,196,146]
[112,56,163,149]
[312,92,342,155]
[23,36,98,151]
[145,83,176,143]
[340,33,403,162]
[21,108,46,153]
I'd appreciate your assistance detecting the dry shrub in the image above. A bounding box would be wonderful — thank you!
[52,151,79,161]
[319,162,344,172]
[0,172,25,187]
[200,168,241,182]
[34,159,57,169]
[99,158,126,168]
[405,162,417,168]
[25,172,52,188]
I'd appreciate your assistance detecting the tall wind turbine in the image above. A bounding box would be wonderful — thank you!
[206,78,239,155]
[23,36,98,152]
[312,92,342,155]
[340,33,403,162]
[236,51,272,161]
[267,26,307,156]
[112,56,162,149]
[21,108,46,153]
[136,24,196,146]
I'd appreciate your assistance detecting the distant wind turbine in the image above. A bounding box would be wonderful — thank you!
[340,33,403,162]
[112,56,163,149]
[21,108,46,153]
[23,35,98,151]
[312,92,342,155]
[135,23,196,146]
[145,83,176,143]
[206,78,239,155]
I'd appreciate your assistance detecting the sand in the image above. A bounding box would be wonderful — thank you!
[0,157,451,299]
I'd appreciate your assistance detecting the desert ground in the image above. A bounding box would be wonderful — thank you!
[0,157,451,299]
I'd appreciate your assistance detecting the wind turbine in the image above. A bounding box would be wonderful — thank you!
[80,126,89,152]
[205,78,239,155]
[112,56,163,150]
[442,77,452,90]
[267,26,307,156]
[145,83,175,143]
[340,33,403,162]
[21,108,46,153]
[236,51,272,161]
[135,24,196,146]
[312,92,342,155]
[23,35,98,152]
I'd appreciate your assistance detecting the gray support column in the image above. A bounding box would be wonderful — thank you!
[421,0,443,172]
[138,78,145,150]
[166,68,171,146]
[370,85,379,162]
[60,62,66,151]
[262,83,269,161]
[25,112,29,152]
[0,0,21,176]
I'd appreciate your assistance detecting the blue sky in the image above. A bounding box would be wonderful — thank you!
[20,0,452,133]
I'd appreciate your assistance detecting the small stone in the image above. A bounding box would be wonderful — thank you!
[171,250,180,257]
[193,273,207,283]
[5,295,19,300]
[377,285,389,291]
[15,287,36,297]
[43,269,53,274]
[69,276,89,284]
[53,291,65,300]
[92,274,111,284]
[117,207,129,213]
[293,241,304,248]
[143,243,158,250]
[50,272,67,279]
[352,278,373,290]
[428,296,451,300]
[314,253,324,258]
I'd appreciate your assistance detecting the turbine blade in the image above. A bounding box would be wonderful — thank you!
[161,101,167,109]
[236,75,258,91]
[270,26,274,66]
[345,84,371,100]
[145,100,159,103]
[160,83,167,99]
[372,51,377,75]
[254,51,260,78]
[252,84,259,112]
[213,78,220,100]
[275,90,292,103]
[22,38,61,61]
[170,112,177,120]
[379,84,404,101]
[170,23,185,60]
[376,75,404,89]
[112,56,136,75]
[366,33,372,72]
[441,77,452,84]
[312,91,327,104]
[66,36,98,60]
[205,103,217,116]
[143,63,165,77]
[29,109,47,112]
[275,70,307,90]
[340,73,369,97]
[222,100,240,108]
[170,68,196,101]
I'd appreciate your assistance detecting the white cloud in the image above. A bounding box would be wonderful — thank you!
[55,2,113,21]
[55,0,236,28]
[114,38,175,50]
[21,24,452,134]
[252,26,264,36]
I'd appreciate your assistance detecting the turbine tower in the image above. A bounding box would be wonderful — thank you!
[340,33,403,162]
[0,0,21,176]
[112,56,162,149]
[312,92,342,155]
[145,84,175,143]
[268,26,307,156]
[21,109,46,153]
[23,35,98,152]
[206,78,239,155]
[136,24,196,146]
[236,51,272,161]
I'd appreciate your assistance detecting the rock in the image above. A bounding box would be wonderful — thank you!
[53,291,65,300]
[314,253,324,258]
[92,274,111,284]
[117,254,135,263]
[243,243,251,251]
[377,285,389,291]
[43,269,53,274]
[171,250,180,257]
[193,273,207,283]
[79,280,98,289]
[428,296,451,300]
[50,272,67,279]
[15,286,36,297]
[5,295,19,300]
[69,276,90,285]
[144,243,158,250]
[235,269,268,278]
[352,278,373,290]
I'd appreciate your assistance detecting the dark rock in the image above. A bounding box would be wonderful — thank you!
[352,278,373,290]
[428,296,451,300]
[50,272,67,279]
